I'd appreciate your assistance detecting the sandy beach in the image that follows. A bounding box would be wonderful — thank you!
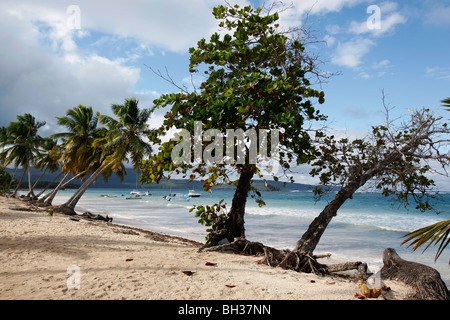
[0,196,412,300]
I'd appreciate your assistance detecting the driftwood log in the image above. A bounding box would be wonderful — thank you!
[381,248,449,300]
[201,238,372,279]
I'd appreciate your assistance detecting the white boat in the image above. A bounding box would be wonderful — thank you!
[130,190,141,196]
[188,189,201,197]
[167,196,191,202]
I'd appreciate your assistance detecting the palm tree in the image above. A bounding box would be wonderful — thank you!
[1,114,45,197]
[26,137,60,199]
[442,97,450,111]
[402,220,450,262]
[39,105,102,205]
[57,98,153,215]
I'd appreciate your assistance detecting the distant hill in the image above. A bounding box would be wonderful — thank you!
[5,167,316,191]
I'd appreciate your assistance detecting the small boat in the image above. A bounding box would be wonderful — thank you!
[99,194,117,198]
[125,194,142,200]
[144,191,152,196]
[130,190,141,196]
[167,196,191,202]
[188,189,201,197]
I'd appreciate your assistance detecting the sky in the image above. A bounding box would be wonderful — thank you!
[0,0,449,188]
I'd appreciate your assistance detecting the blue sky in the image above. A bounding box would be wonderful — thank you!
[0,0,449,188]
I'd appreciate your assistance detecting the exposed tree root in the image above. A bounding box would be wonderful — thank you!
[201,238,371,279]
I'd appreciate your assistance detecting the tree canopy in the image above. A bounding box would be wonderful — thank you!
[141,3,327,244]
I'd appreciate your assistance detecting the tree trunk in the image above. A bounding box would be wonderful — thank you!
[295,177,368,254]
[35,171,63,199]
[381,248,449,300]
[40,172,70,204]
[58,163,113,215]
[7,166,18,192]
[40,170,86,205]
[27,166,48,199]
[202,166,255,248]
[12,168,26,197]
[26,165,35,199]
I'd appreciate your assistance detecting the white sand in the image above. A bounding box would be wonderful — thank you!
[0,196,412,300]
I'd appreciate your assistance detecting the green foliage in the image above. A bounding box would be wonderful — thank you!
[0,168,12,194]
[310,109,446,213]
[441,97,450,111]
[402,219,450,262]
[141,4,327,234]
[189,199,228,239]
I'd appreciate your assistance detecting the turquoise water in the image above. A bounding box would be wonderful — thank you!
[50,187,450,283]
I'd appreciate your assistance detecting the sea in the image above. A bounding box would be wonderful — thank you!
[48,187,450,285]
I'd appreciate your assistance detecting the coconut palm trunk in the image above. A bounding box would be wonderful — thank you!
[59,163,114,214]
[12,168,26,197]
[41,171,86,205]
[35,171,64,199]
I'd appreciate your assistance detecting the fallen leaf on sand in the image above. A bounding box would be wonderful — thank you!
[205,262,217,266]
[354,293,366,299]
[125,259,133,262]
[310,280,316,283]
[225,285,236,288]
[182,271,195,276]
[381,285,391,291]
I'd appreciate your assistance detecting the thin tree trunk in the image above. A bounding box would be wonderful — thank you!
[7,166,18,192]
[12,168,26,197]
[26,165,35,198]
[59,163,114,214]
[35,171,63,198]
[43,171,86,205]
[40,172,70,204]
[27,166,48,198]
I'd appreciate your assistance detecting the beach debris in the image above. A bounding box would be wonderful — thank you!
[125,259,133,262]
[371,288,382,298]
[310,280,316,283]
[68,217,79,222]
[354,293,366,299]
[381,248,449,300]
[381,285,391,291]
[205,262,217,266]
[182,271,195,276]
[361,284,371,298]
[81,211,113,222]
[360,283,382,298]
[225,285,236,288]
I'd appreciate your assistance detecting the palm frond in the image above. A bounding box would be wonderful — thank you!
[402,219,450,262]
[441,97,450,111]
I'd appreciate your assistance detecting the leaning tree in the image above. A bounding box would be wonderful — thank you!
[261,103,449,278]
[141,3,329,247]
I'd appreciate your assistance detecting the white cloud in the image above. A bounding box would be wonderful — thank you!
[290,0,366,16]
[331,38,375,68]
[425,67,450,80]
[425,5,450,26]
[348,7,407,37]
[0,3,143,131]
